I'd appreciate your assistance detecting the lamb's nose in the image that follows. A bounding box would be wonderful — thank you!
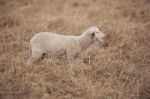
[102,33,105,38]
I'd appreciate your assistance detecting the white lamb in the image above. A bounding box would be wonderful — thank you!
[27,27,105,65]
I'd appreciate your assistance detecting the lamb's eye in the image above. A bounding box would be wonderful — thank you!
[92,32,95,35]
[91,32,95,38]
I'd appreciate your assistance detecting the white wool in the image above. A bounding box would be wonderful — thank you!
[27,27,105,65]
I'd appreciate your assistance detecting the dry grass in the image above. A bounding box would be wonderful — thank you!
[0,0,150,99]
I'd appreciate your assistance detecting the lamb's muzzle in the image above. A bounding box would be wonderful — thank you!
[96,31,105,42]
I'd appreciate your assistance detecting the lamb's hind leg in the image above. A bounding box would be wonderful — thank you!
[66,49,75,61]
[27,50,43,66]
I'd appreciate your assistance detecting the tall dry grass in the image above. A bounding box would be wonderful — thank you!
[0,0,150,99]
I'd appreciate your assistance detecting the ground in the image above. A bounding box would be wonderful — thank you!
[0,0,150,99]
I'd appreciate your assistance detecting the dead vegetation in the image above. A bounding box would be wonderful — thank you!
[0,0,150,99]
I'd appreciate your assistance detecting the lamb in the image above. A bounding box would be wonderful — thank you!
[27,27,105,65]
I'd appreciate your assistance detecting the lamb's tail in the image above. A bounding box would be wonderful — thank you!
[29,43,32,56]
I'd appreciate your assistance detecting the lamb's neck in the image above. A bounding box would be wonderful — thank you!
[78,33,93,50]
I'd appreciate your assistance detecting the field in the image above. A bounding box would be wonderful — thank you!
[0,0,150,99]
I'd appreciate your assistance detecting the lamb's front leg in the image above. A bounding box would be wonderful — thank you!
[66,47,81,60]
[66,49,77,70]
[66,49,76,61]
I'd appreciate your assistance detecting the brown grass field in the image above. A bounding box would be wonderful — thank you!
[0,0,150,99]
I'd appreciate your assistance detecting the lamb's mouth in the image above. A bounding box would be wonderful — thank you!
[98,38,104,42]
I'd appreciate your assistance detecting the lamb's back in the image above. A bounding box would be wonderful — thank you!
[30,32,65,50]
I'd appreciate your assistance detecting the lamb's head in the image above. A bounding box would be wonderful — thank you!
[85,27,105,42]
